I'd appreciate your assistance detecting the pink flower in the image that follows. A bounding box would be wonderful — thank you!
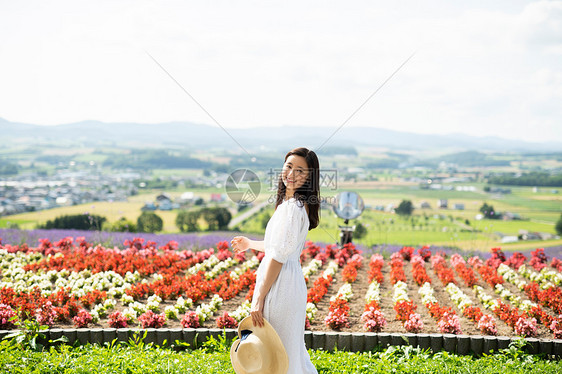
[72,309,93,328]
[0,304,17,329]
[138,310,166,328]
[404,313,424,333]
[216,311,237,329]
[35,300,56,327]
[477,314,498,336]
[361,307,387,332]
[437,312,462,335]
[515,317,537,338]
[549,316,562,339]
[180,311,200,328]
[324,310,349,330]
[108,311,129,328]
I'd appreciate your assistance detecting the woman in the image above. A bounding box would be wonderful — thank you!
[231,147,320,374]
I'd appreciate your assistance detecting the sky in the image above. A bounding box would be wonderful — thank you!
[0,0,561,143]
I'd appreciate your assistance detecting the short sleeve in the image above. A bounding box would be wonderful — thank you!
[269,200,306,264]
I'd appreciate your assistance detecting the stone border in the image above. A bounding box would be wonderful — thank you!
[1,329,561,356]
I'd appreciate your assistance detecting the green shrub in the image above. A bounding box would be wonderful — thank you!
[39,213,107,230]
[110,217,137,232]
[556,214,562,236]
[137,211,163,233]
[176,210,200,232]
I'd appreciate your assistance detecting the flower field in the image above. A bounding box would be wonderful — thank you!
[1,235,562,340]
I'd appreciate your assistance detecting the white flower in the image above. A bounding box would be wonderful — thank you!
[121,294,134,306]
[302,259,322,278]
[231,300,252,322]
[365,281,381,303]
[164,305,179,320]
[131,301,147,315]
[392,281,409,304]
[323,261,339,279]
[90,310,100,323]
[306,302,318,321]
[419,282,437,305]
[103,298,116,310]
[331,283,353,302]
[174,296,193,313]
[122,307,138,321]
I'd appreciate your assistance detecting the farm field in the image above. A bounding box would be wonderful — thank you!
[1,235,562,341]
[0,189,235,232]
[1,181,560,250]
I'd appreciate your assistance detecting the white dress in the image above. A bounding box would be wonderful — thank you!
[253,197,318,374]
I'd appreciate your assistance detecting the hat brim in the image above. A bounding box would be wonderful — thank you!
[230,316,289,374]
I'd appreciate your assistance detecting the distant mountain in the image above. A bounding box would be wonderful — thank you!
[1,117,560,152]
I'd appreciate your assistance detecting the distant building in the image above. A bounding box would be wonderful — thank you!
[438,199,448,209]
[453,203,465,210]
[490,187,512,194]
[210,193,226,202]
[156,193,172,204]
[501,236,519,243]
[159,200,173,210]
[502,212,521,221]
[420,201,431,209]
[180,191,195,202]
[55,196,74,206]
[141,202,157,211]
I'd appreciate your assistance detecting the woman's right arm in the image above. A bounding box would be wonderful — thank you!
[231,236,265,253]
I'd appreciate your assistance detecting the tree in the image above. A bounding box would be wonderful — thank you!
[354,222,367,239]
[260,212,271,230]
[199,207,232,231]
[41,213,107,230]
[395,200,414,216]
[556,214,562,236]
[110,217,137,232]
[137,211,163,233]
[176,210,200,232]
[479,202,500,219]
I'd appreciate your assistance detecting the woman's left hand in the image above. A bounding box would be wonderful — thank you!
[250,297,265,328]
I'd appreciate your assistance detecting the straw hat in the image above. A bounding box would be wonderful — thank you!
[230,316,289,374]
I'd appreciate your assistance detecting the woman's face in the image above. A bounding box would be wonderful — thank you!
[282,154,309,191]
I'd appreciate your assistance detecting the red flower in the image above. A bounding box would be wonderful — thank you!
[325,297,350,330]
[138,310,166,328]
[367,254,384,284]
[180,311,200,328]
[72,309,93,328]
[216,311,238,328]
[394,300,417,322]
[399,246,414,261]
[108,311,129,328]
[307,275,333,304]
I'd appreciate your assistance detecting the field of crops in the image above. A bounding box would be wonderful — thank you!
[2,233,562,342]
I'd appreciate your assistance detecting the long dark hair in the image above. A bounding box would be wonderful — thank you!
[275,147,320,230]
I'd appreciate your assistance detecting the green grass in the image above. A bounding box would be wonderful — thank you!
[1,340,560,374]
[0,219,35,228]
[239,208,487,247]
[357,187,487,200]
[470,219,554,235]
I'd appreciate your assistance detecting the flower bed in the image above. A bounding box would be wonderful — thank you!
[1,235,562,340]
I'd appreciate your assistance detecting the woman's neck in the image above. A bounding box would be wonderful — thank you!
[285,189,295,200]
